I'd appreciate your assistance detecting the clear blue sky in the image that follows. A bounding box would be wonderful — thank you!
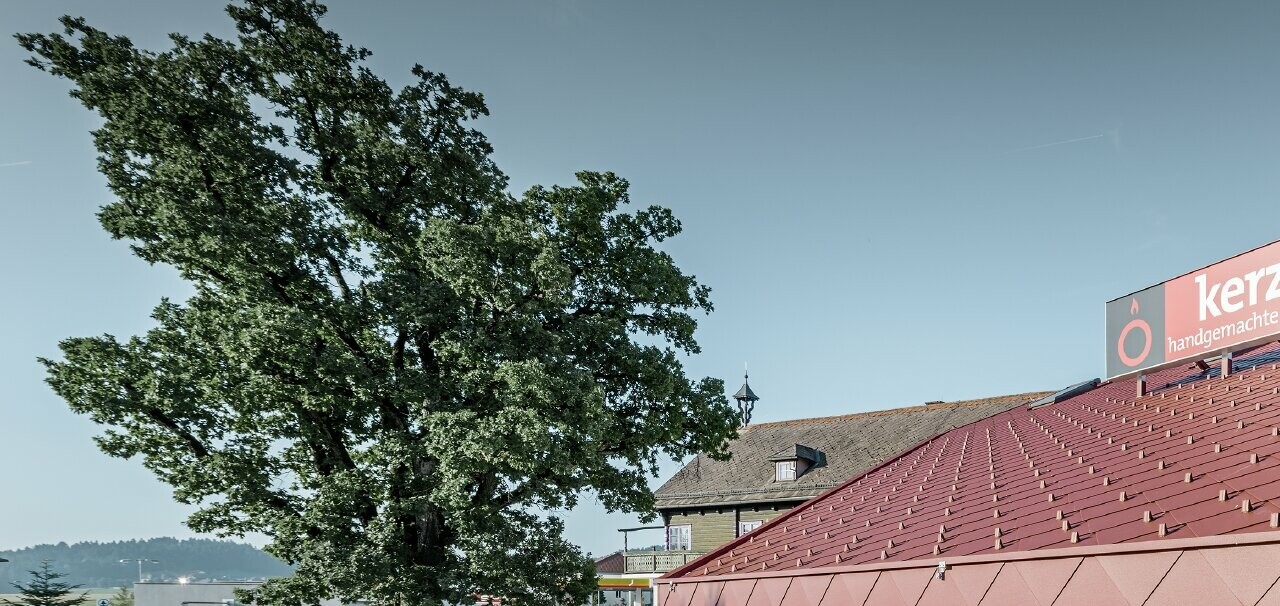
[4,0,1280,559]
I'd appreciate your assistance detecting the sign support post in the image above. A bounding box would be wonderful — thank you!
[1221,350,1233,378]
[1136,372,1146,398]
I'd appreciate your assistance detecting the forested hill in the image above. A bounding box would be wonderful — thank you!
[0,538,293,588]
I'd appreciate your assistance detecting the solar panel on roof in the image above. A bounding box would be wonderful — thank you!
[1027,378,1100,409]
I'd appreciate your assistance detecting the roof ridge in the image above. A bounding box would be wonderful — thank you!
[745,391,1052,430]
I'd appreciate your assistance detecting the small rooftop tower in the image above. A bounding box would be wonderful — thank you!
[734,369,759,427]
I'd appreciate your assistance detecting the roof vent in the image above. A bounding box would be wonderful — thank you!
[1028,379,1101,409]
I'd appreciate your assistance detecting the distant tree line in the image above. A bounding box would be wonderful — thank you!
[0,538,291,588]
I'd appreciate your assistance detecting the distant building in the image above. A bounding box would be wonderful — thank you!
[134,581,363,606]
[590,551,651,606]
[616,374,1047,593]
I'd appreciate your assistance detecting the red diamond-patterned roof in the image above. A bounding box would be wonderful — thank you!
[667,343,1280,581]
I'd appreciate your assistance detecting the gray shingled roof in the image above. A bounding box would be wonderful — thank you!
[653,391,1050,509]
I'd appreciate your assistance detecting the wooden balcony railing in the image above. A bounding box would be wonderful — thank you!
[622,550,705,574]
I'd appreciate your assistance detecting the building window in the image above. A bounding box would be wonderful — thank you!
[666,524,692,551]
[769,445,823,481]
[775,460,797,481]
[738,520,763,536]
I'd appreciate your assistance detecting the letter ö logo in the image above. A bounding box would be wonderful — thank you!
[1117,297,1152,368]
[1106,280,1165,379]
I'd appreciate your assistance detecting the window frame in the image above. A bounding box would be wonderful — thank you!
[666,523,692,551]
[775,459,797,481]
[738,520,764,536]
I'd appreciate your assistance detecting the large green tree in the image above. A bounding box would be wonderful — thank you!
[18,2,738,604]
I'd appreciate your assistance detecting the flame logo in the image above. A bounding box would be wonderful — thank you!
[1118,298,1152,367]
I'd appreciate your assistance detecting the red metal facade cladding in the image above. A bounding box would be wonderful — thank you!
[660,344,1280,605]
[660,535,1280,605]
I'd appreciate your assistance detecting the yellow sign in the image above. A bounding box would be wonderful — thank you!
[597,577,651,588]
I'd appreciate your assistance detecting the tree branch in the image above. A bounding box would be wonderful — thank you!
[323,251,352,301]
[141,406,210,459]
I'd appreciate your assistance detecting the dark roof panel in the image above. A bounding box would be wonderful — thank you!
[767,444,824,463]
[1027,378,1100,409]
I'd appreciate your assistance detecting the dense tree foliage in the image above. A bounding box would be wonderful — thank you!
[0,538,291,588]
[2,561,88,606]
[19,1,738,604]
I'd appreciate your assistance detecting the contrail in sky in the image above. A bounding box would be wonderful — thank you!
[999,133,1108,156]
[0,160,33,168]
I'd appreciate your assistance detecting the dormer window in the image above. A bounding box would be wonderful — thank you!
[769,444,825,482]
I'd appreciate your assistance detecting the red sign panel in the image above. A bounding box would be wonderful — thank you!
[1106,240,1280,379]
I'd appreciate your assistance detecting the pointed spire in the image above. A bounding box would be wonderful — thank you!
[734,365,759,426]
[733,375,759,402]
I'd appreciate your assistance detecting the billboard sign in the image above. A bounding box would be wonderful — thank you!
[1106,240,1280,379]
